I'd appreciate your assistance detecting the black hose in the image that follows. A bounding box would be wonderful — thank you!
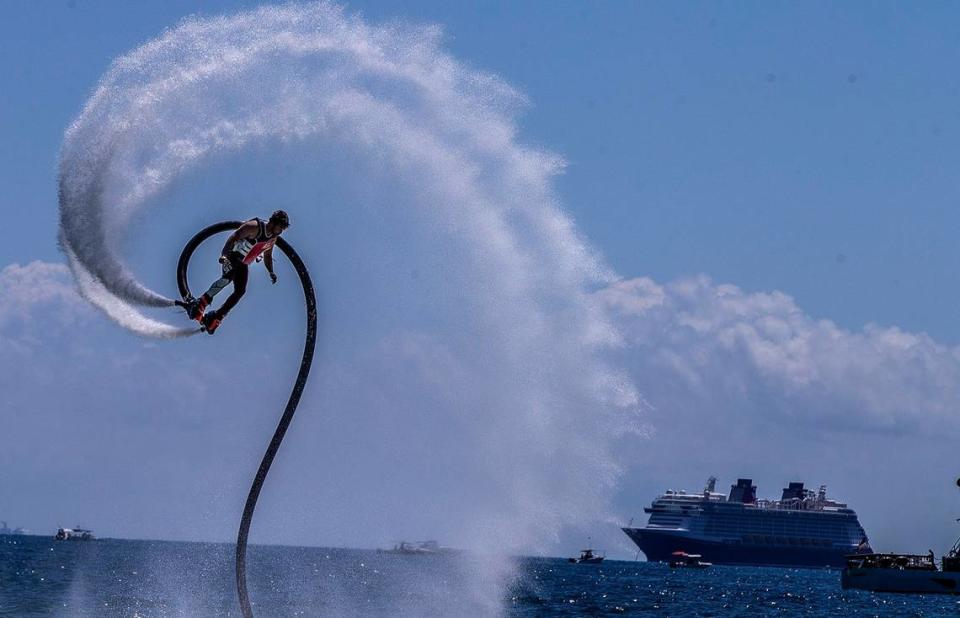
[176,221,318,618]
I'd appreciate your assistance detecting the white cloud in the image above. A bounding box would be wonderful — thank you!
[0,261,90,329]
[598,274,960,437]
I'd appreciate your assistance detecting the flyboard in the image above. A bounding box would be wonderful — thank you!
[176,221,318,618]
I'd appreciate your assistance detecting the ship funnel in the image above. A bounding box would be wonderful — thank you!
[729,478,757,504]
[781,482,805,502]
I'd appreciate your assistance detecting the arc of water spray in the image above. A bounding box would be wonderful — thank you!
[176,221,318,618]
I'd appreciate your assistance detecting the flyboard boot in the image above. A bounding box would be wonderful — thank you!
[176,295,209,322]
[201,310,223,335]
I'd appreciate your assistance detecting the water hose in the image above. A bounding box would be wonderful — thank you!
[176,221,317,617]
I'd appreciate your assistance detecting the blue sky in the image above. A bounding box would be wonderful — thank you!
[6,1,960,340]
[4,1,960,563]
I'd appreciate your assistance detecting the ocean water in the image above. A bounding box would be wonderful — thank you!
[2,535,958,617]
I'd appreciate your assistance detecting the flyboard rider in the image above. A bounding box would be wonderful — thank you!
[180,210,290,334]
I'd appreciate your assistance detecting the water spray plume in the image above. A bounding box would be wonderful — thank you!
[56,2,641,614]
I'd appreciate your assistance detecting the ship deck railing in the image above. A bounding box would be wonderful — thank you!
[845,553,937,571]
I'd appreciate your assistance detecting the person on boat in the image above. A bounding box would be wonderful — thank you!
[182,210,290,334]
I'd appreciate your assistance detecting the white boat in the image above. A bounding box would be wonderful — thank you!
[54,527,95,541]
[568,549,605,564]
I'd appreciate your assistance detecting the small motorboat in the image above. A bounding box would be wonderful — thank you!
[669,551,711,568]
[569,548,605,564]
[54,527,95,541]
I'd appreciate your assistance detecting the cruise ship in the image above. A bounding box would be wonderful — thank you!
[0,521,26,536]
[622,477,871,568]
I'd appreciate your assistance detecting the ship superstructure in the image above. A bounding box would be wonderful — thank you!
[623,477,870,568]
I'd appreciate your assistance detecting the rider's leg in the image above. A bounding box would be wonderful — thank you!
[213,260,249,319]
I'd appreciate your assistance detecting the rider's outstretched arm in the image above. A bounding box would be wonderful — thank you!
[264,245,277,283]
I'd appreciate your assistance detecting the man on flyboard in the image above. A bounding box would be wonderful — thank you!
[180,210,290,334]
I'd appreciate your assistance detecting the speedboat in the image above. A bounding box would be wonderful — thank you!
[569,549,605,564]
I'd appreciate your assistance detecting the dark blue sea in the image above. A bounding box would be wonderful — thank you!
[2,535,958,616]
